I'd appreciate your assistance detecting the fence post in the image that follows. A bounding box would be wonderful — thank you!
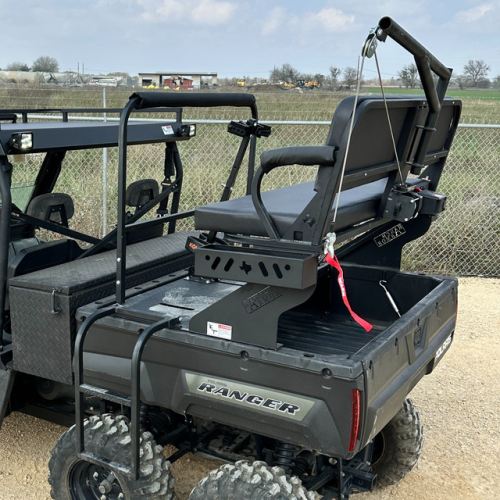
[102,88,108,236]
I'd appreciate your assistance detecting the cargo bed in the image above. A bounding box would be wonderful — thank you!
[76,262,457,459]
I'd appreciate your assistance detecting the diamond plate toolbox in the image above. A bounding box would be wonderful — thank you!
[9,232,194,384]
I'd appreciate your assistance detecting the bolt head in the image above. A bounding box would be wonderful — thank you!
[93,471,99,480]
[99,479,113,494]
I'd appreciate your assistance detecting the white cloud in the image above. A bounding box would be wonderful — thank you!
[261,7,286,36]
[192,0,236,25]
[139,0,236,25]
[454,3,493,23]
[289,7,354,34]
[261,6,355,37]
[313,7,355,31]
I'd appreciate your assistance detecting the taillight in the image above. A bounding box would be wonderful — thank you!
[348,389,361,452]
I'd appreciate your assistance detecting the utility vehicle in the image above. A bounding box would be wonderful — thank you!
[0,17,460,500]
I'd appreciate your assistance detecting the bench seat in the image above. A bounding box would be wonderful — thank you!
[195,178,429,237]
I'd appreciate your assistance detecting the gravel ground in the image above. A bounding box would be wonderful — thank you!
[0,277,498,499]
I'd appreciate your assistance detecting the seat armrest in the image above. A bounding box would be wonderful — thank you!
[250,146,336,240]
[260,146,336,173]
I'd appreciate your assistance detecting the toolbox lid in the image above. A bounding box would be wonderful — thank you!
[9,232,193,294]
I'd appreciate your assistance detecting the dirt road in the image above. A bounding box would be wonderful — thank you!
[0,277,499,499]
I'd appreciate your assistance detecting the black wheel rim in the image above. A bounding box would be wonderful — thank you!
[69,461,125,500]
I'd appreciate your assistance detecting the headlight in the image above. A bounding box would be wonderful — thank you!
[179,124,196,138]
[9,132,33,151]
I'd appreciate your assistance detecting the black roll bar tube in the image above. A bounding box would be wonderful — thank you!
[115,93,259,304]
[0,107,183,124]
[247,136,257,195]
[376,17,453,172]
[116,97,140,305]
[376,17,452,107]
[129,92,258,120]
[0,158,12,349]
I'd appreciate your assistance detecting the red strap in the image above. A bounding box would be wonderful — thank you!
[325,254,373,332]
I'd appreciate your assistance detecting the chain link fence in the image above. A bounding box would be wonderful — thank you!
[8,113,500,277]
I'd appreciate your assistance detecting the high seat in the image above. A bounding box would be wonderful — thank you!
[187,95,461,348]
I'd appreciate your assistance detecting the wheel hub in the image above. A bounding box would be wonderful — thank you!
[98,473,116,494]
[70,461,125,500]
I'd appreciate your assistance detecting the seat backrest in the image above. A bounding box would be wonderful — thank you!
[286,95,461,245]
[126,179,159,210]
[318,95,460,192]
[125,179,162,242]
[26,193,74,227]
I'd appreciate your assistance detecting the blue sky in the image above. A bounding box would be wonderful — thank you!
[1,0,498,80]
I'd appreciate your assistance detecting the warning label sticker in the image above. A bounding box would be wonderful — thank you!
[161,125,174,135]
[207,322,232,340]
[374,223,406,248]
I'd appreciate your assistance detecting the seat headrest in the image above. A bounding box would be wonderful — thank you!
[126,179,159,208]
[26,193,74,226]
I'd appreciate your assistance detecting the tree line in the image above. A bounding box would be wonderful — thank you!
[3,56,498,90]
[399,60,496,89]
[2,56,59,73]
[269,60,499,90]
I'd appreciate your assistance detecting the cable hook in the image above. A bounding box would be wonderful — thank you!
[379,280,401,317]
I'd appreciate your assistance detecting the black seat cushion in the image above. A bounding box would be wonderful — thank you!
[195,178,429,237]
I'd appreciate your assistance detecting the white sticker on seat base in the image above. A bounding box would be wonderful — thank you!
[207,322,232,340]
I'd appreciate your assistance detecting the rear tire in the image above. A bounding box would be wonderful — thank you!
[189,460,317,499]
[48,414,176,499]
[371,398,423,487]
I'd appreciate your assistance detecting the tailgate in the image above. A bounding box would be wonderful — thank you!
[353,276,457,448]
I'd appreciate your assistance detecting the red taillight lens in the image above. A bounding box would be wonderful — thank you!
[348,389,361,452]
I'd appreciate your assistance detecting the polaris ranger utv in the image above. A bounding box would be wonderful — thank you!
[0,17,460,500]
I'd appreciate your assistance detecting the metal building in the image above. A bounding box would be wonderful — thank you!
[139,72,218,89]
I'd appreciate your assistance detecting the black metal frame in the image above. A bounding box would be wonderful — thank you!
[0,95,259,353]
[114,93,258,304]
[376,17,452,174]
[0,107,182,124]
[0,156,12,351]
[70,93,260,479]
[0,107,186,353]
[74,305,178,479]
